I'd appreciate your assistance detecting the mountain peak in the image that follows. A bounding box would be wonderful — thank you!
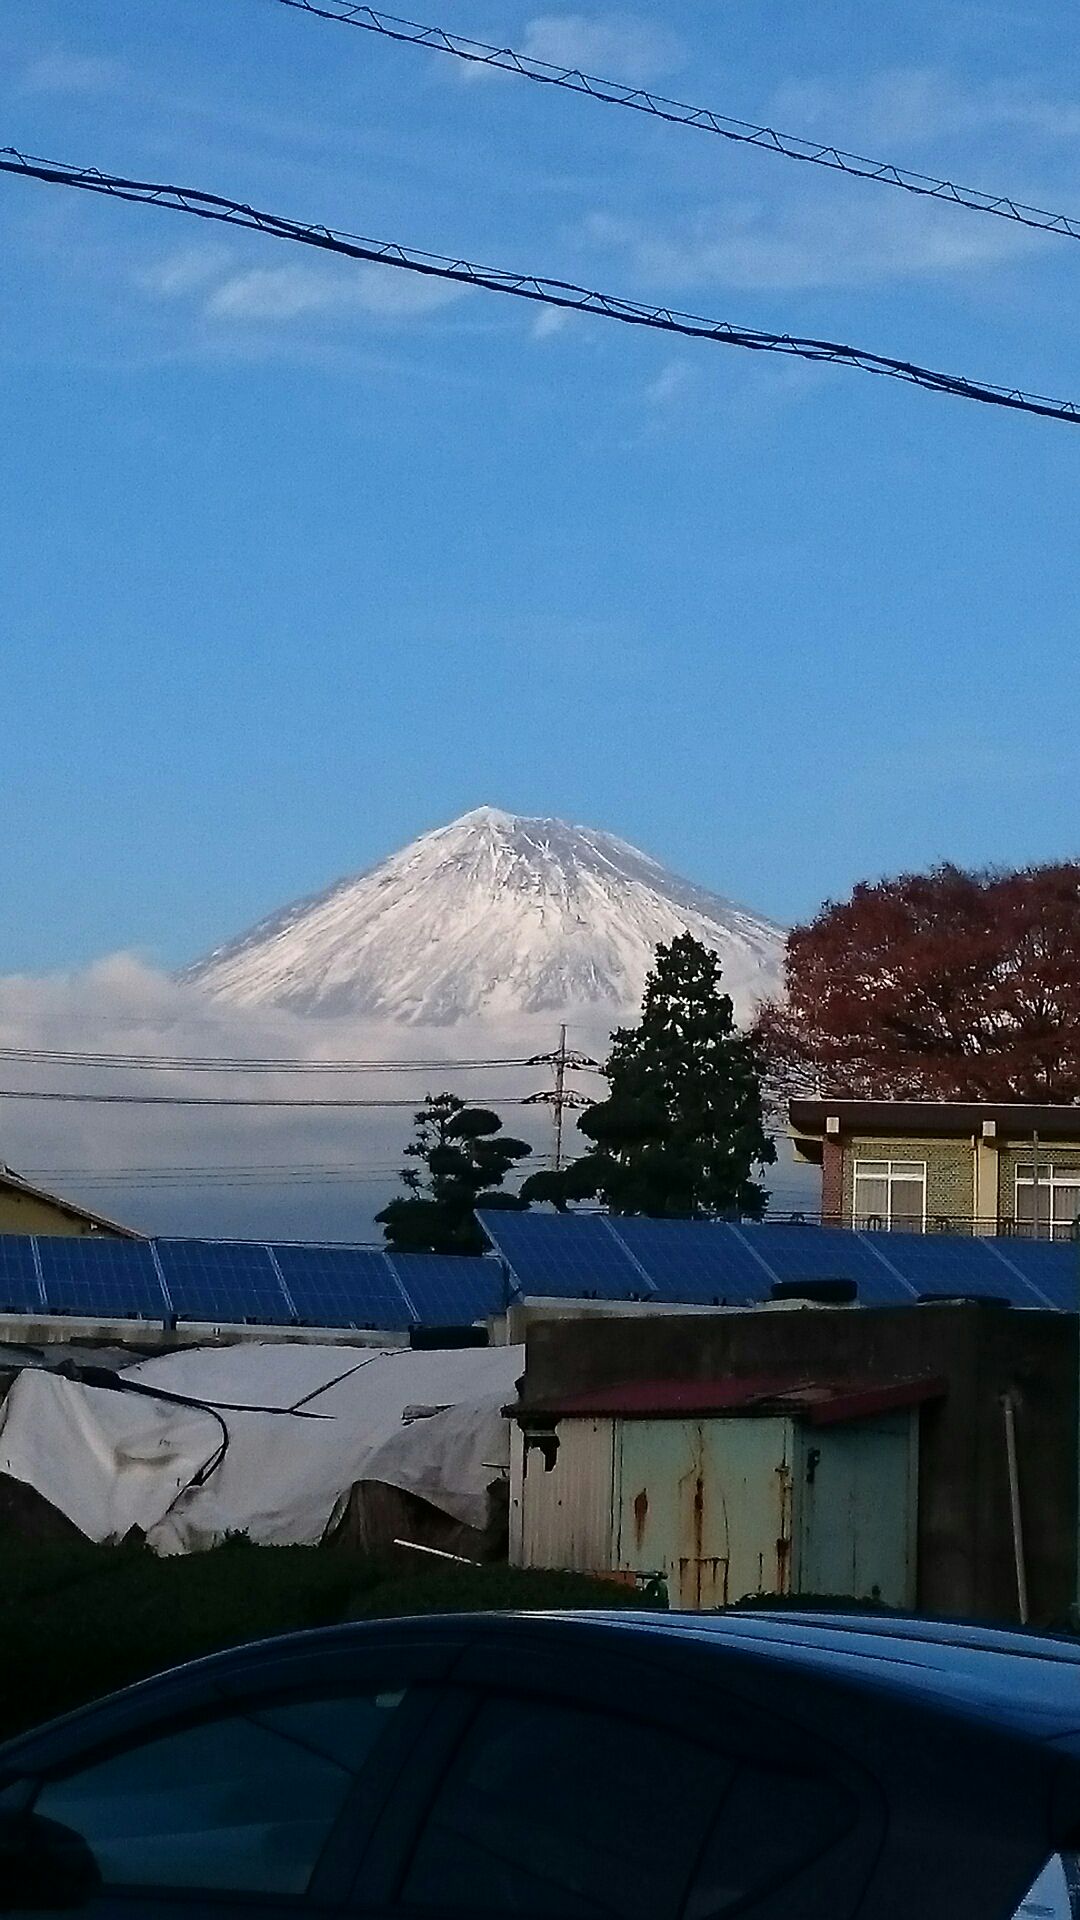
[186,811,784,1026]
[452,804,516,827]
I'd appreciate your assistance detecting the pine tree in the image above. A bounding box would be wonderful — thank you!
[377,1092,532,1256]
[524,934,775,1218]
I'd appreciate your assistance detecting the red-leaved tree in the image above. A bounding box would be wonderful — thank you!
[754,862,1080,1102]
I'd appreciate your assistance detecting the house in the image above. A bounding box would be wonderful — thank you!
[789,1098,1080,1238]
[0,1165,140,1239]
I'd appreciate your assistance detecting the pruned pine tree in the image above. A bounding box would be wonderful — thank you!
[377,1092,531,1255]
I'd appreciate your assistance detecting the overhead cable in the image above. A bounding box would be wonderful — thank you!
[2,147,1077,426]
[0,1085,534,1107]
[0,1042,540,1072]
[266,0,1080,246]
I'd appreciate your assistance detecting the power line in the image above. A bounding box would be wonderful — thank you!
[0,1086,535,1108]
[2,146,1077,426]
[266,0,1080,247]
[19,1154,569,1189]
[0,1042,542,1073]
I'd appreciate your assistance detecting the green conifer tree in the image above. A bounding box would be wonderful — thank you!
[523,934,775,1218]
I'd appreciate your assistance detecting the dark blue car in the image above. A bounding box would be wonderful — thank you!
[1,1608,1079,1919]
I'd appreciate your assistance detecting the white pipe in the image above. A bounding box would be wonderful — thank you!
[1002,1393,1029,1625]
[392,1538,479,1565]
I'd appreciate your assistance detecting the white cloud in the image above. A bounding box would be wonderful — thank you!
[0,905,679,1241]
[0,957,580,1240]
[521,13,684,85]
[644,359,691,404]
[20,50,125,95]
[585,186,1042,295]
[205,261,464,323]
[139,245,236,300]
[531,305,573,339]
[770,65,1080,149]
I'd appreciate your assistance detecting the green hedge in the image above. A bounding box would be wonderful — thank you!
[0,1532,654,1745]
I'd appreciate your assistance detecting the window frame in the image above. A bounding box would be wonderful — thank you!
[1014,1163,1080,1243]
[852,1158,928,1234]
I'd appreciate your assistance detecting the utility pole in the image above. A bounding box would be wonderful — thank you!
[525,1027,598,1171]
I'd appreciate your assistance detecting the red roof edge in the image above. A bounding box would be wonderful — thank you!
[808,1376,948,1426]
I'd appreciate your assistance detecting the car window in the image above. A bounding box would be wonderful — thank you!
[31,1689,407,1898]
[684,1764,855,1917]
[401,1693,858,1920]
[401,1694,730,1920]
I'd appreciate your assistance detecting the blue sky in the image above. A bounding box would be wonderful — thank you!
[2,0,1080,973]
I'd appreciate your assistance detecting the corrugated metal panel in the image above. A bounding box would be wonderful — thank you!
[614,1417,795,1609]
[511,1417,616,1573]
[512,1406,919,1609]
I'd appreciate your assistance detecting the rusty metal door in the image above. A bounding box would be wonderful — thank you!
[794,1414,916,1607]
[614,1417,795,1609]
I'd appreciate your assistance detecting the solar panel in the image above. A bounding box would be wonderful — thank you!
[749,1224,918,1306]
[873,1231,1014,1302]
[156,1240,290,1325]
[272,1245,411,1331]
[982,1235,1078,1310]
[607,1219,771,1305]
[37,1237,166,1320]
[479,1210,1079,1314]
[476,1211,643,1300]
[0,1238,43,1314]
[389,1253,507,1326]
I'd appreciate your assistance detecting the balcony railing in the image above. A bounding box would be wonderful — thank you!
[762,1210,1080,1242]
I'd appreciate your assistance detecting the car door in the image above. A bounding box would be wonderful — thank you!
[0,1637,464,1920]
[346,1630,883,1920]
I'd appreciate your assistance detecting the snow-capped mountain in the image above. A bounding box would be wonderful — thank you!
[186,807,785,1026]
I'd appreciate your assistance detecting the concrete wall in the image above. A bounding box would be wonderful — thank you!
[517,1303,1078,1625]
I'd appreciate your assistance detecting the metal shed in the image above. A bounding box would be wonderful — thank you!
[510,1375,941,1609]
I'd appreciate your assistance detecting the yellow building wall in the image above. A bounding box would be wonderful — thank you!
[0,1190,118,1237]
[842,1137,974,1225]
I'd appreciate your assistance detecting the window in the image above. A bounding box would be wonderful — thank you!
[402,1695,856,1920]
[1015,1165,1080,1243]
[852,1160,927,1233]
[403,1696,729,1920]
[31,1689,406,1898]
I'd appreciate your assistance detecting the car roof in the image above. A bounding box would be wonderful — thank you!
[546,1609,1080,1741]
[6,1606,1080,1764]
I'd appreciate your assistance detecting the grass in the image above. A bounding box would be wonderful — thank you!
[0,1530,654,1744]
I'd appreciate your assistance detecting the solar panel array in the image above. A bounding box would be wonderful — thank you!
[477,1211,1078,1313]
[0,1213,1073,1332]
[0,1236,504,1331]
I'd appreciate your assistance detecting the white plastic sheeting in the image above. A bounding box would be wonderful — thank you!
[0,1342,522,1554]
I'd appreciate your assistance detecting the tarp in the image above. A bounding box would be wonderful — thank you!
[0,1342,522,1554]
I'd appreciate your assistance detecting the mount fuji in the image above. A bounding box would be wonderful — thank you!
[186,808,785,1027]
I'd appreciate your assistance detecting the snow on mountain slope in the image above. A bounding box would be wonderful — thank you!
[185,807,785,1026]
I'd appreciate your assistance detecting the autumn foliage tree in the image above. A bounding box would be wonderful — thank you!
[754,861,1080,1102]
